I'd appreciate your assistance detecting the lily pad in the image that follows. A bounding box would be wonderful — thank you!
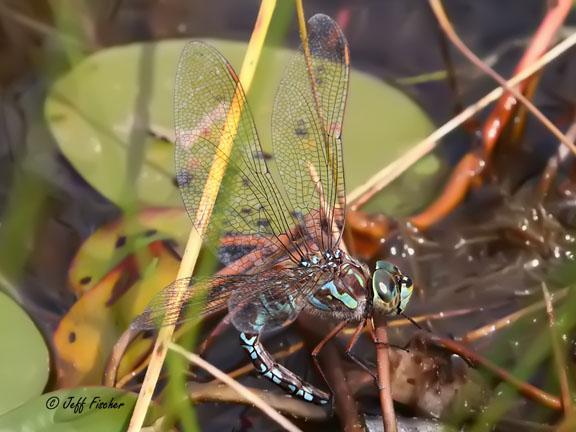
[46,39,436,216]
[54,241,180,387]
[68,207,188,295]
[0,291,49,416]
[0,387,158,432]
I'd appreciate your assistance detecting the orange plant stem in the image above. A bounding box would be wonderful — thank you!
[409,0,572,230]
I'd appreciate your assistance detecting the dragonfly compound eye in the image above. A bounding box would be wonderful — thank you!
[372,261,401,314]
[372,269,398,304]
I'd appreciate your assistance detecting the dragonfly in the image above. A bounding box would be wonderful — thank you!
[132,13,414,406]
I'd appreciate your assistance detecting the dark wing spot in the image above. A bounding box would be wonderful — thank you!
[315,65,325,86]
[256,219,270,228]
[115,235,127,248]
[291,210,305,223]
[143,229,158,237]
[79,276,92,285]
[252,151,273,161]
[294,119,308,137]
[242,176,251,187]
[241,207,252,215]
[68,331,76,343]
[176,171,194,187]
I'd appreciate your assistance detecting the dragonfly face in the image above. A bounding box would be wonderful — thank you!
[371,260,414,316]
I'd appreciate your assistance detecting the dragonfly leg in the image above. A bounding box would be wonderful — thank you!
[344,319,378,381]
[239,332,330,406]
[309,320,349,398]
[197,314,232,356]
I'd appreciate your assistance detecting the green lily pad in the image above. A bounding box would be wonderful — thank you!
[46,40,436,215]
[0,291,49,416]
[0,387,158,432]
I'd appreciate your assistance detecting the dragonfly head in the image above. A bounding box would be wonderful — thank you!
[371,261,413,315]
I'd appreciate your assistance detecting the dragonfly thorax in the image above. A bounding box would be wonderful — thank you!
[304,250,371,322]
[299,248,345,269]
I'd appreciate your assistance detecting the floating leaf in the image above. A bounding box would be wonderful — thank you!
[46,40,436,216]
[0,291,49,415]
[69,207,188,295]
[54,241,179,387]
[0,387,159,432]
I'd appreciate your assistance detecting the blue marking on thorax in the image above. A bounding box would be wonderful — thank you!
[308,294,330,311]
[323,280,358,309]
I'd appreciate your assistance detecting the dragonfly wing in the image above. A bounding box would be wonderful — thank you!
[227,267,327,333]
[131,267,324,332]
[174,42,306,266]
[131,276,230,330]
[272,14,349,251]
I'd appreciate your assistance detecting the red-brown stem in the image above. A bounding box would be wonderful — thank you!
[481,0,573,155]
[410,0,572,230]
[369,318,397,432]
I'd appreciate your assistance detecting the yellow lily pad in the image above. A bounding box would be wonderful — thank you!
[68,207,188,295]
[54,241,180,387]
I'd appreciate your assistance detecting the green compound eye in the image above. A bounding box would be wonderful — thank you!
[372,261,414,314]
[372,265,398,305]
[374,260,398,273]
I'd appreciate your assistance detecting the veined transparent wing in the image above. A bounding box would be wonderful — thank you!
[174,42,310,266]
[131,267,328,333]
[272,14,349,252]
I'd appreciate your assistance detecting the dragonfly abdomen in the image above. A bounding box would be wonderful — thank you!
[239,332,330,405]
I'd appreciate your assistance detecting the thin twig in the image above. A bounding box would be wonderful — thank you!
[429,335,562,411]
[369,318,398,432]
[348,31,576,208]
[428,0,574,154]
[542,283,572,416]
[188,382,327,421]
[126,2,278,430]
[169,343,302,432]
[461,287,569,343]
[537,116,576,198]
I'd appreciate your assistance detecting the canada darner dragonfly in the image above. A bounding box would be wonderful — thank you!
[132,13,414,406]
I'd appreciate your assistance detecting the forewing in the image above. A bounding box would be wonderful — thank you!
[131,267,324,332]
[174,42,304,265]
[272,14,349,251]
